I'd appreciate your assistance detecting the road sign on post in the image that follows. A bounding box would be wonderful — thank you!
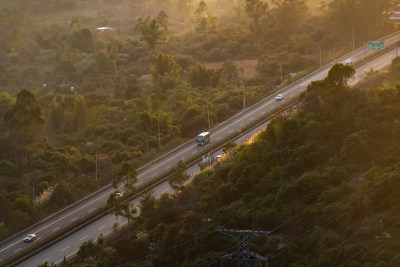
[367,41,384,50]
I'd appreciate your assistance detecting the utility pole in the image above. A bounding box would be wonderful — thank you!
[319,44,322,68]
[32,178,35,220]
[218,229,270,267]
[95,150,98,180]
[241,80,245,110]
[364,42,366,59]
[207,100,211,130]
[158,118,161,149]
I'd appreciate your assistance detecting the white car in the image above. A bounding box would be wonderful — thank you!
[24,233,36,242]
[344,58,352,65]
[276,94,283,101]
[111,191,123,200]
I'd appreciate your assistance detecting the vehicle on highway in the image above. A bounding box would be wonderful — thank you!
[114,191,123,199]
[344,58,352,65]
[196,132,210,146]
[107,191,123,204]
[275,94,283,101]
[24,234,36,242]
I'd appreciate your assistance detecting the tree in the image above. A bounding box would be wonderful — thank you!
[270,0,308,38]
[0,66,10,87]
[72,95,87,134]
[7,209,31,232]
[3,89,45,165]
[115,202,136,240]
[69,28,95,53]
[53,59,77,81]
[47,97,64,133]
[326,63,355,87]
[50,180,74,207]
[327,0,392,44]
[11,194,33,217]
[187,64,222,88]
[96,51,116,75]
[135,11,168,50]
[0,223,8,239]
[222,140,237,153]
[113,162,137,195]
[245,0,268,36]
[168,160,190,192]
[150,52,181,91]
[0,92,14,121]
[195,1,208,17]
[221,61,241,85]
[139,189,157,218]
[76,239,99,263]
[0,191,9,222]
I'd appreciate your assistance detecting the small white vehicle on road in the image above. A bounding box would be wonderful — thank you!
[24,233,36,242]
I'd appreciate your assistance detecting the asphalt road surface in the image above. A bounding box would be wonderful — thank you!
[1,31,399,266]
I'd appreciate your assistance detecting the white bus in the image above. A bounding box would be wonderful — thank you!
[196,132,210,146]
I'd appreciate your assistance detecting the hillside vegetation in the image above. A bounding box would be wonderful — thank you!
[0,0,396,244]
[67,59,400,267]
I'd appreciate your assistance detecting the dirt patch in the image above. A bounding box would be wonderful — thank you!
[204,59,258,79]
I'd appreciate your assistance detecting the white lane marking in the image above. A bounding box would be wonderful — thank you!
[137,181,142,185]
[62,246,70,251]
[228,130,233,133]
[80,235,88,241]
[37,237,42,241]
[137,145,196,178]
[250,118,254,121]
[216,137,221,140]
[105,231,111,236]
[14,248,22,253]
[165,165,171,170]
[151,173,157,177]
[1,38,397,258]
[98,225,105,230]
[42,257,49,262]
[191,151,196,155]
[240,124,244,127]
[55,250,78,264]
[30,188,116,236]
[52,226,60,232]
[71,217,79,222]
[88,208,95,213]
[162,189,169,194]
[0,187,117,255]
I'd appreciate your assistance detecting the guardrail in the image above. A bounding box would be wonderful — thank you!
[3,30,400,267]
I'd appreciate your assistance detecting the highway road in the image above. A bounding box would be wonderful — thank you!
[16,126,268,266]
[1,31,399,266]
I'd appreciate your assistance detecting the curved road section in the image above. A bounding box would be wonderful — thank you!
[0,31,399,265]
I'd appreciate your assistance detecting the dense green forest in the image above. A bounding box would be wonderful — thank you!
[65,58,400,266]
[0,0,396,246]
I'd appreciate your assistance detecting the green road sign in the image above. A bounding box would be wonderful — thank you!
[367,41,384,50]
